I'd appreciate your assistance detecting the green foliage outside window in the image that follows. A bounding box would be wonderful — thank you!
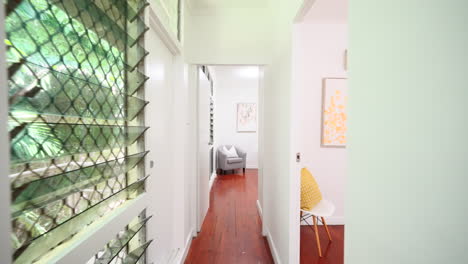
[6,0,150,262]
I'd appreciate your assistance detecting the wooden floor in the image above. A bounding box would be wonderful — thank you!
[185,169,274,264]
[184,169,344,264]
[300,225,344,264]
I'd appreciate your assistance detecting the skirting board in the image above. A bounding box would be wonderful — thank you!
[256,200,263,221]
[301,216,344,225]
[209,172,217,190]
[175,228,194,264]
[265,227,281,264]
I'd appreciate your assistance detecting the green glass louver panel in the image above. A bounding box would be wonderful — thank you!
[10,123,148,163]
[6,20,125,89]
[13,174,128,250]
[8,60,124,100]
[13,177,148,264]
[11,91,145,122]
[8,60,146,122]
[94,216,152,264]
[12,151,148,217]
[10,149,126,188]
[127,8,147,39]
[127,50,149,72]
[6,0,150,262]
[127,97,149,121]
[52,0,128,51]
[128,70,149,96]
[122,240,153,264]
[128,1,149,23]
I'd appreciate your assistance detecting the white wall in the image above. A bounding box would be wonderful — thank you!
[184,8,273,65]
[172,56,192,261]
[346,0,468,263]
[262,1,303,263]
[145,19,177,263]
[292,23,347,224]
[184,64,198,245]
[145,7,191,263]
[213,66,259,169]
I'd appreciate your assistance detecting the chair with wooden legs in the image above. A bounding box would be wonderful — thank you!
[300,168,335,257]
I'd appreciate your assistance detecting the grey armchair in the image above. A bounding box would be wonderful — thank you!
[217,145,247,174]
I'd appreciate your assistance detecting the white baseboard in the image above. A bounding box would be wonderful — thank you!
[301,216,344,225]
[265,227,281,264]
[209,172,217,190]
[256,200,263,220]
[174,229,194,264]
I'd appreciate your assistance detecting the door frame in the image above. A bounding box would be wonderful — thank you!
[189,64,266,237]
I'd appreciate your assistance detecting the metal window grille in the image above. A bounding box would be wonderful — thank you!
[86,211,152,264]
[5,0,150,262]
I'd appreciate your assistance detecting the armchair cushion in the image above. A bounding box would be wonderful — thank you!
[222,146,239,158]
[227,157,243,164]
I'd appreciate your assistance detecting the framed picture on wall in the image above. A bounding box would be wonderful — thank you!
[321,78,348,148]
[237,103,257,132]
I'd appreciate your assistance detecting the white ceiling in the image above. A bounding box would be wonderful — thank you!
[304,0,347,22]
[188,0,270,9]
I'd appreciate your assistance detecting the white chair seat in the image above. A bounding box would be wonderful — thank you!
[301,199,335,217]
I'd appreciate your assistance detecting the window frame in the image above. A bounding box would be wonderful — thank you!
[4,0,151,263]
[0,5,13,264]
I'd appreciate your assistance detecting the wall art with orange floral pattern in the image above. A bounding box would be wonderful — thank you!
[321,78,348,147]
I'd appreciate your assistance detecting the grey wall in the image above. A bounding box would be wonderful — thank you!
[346,0,468,263]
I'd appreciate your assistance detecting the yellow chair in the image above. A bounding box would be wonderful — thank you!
[300,167,335,257]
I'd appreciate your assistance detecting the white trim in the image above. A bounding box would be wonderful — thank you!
[288,167,301,264]
[0,4,11,264]
[258,67,266,238]
[256,200,263,221]
[266,227,281,264]
[41,195,149,264]
[209,172,217,190]
[147,5,181,55]
[189,65,199,237]
[174,228,194,264]
[294,0,317,22]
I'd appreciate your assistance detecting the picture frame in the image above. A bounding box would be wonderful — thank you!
[237,103,257,132]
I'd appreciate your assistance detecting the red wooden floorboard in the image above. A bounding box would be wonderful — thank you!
[300,225,344,264]
[184,169,344,264]
[184,169,274,264]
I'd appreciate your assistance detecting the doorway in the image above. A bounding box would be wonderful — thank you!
[187,65,270,262]
[292,0,348,263]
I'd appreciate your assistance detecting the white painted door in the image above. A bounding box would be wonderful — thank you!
[197,68,211,231]
[144,20,176,263]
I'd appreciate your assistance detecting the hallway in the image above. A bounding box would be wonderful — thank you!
[185,169,274,263]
